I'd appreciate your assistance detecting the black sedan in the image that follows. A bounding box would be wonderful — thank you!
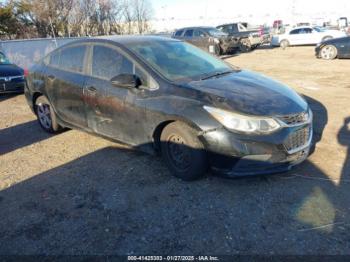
[316,36,350,60]
[25,36,313,181]
[0,52,26,93]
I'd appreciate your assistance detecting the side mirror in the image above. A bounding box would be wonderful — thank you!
[110,74,141,88]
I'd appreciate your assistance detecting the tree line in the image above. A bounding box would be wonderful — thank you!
[0,0,154,40]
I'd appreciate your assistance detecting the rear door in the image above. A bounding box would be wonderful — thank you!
[44,44,88,128]
[288,29,301,45]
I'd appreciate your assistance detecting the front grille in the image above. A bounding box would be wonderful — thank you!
[0,75,23,83]
[284,127,310,152]
[278,112,309,126]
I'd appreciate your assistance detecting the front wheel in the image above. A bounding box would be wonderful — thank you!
[320,45,338,60]
[35,96,62,133]
[160,122,208,181]
[239,38,252,52]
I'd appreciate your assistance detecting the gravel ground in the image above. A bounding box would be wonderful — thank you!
[0,46,349,255]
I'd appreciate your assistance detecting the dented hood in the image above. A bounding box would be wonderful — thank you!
[187,70,308,116]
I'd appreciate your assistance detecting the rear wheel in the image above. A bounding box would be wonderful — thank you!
[280,39,290,49]
[160,122,208,181]
[35,96,62,133]
[320,45,338,60]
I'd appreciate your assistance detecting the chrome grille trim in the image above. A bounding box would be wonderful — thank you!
[0,75,24,82]
[284,126,313,154]
[276,109,313,127]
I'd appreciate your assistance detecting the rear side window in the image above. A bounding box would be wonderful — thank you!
[184,30,194,37]
[290,29,300,35]
[174,30,184,37]
[59,45,86,73]
[91,45,133,80]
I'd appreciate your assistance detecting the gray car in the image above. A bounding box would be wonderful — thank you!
[172,27,238,55]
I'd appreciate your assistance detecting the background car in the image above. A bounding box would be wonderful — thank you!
[172,27,238,55]
[271,26,347,48]
[0,51,26,94]
[316,36,350,59]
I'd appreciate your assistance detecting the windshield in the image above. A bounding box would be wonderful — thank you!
[207,28,228,37]
[128,40,232,82]
[0,52,10,64]
[313,27,326,32]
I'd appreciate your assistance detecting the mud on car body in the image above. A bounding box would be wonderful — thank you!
[25,36,313,181]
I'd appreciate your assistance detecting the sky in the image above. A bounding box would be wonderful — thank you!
[150,0,350,31]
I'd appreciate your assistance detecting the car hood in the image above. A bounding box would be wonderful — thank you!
[186,70,308,116]
[0,64,23,77]
[323,36,350,44]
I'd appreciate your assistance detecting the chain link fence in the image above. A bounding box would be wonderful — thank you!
[0,37,87,69]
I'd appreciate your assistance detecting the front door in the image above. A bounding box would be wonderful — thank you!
[83,44,152,145]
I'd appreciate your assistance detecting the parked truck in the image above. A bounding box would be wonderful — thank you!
[216,22,264,52]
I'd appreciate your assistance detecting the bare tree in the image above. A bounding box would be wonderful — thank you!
[133,0,152,34]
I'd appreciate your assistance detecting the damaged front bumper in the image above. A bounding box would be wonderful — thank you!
[200,120,312,177]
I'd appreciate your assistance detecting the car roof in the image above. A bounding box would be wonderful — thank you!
[97,35,178,44]
[289,26,313,30]
[175,26,216,31]
[65,35,179,46]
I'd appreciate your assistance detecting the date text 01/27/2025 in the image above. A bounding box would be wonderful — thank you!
[127,256,219,261]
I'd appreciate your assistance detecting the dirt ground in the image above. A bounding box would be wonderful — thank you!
[0,46,349,255]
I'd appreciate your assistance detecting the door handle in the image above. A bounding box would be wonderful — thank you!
[86,86,97,93]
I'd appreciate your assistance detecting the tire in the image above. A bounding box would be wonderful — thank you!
[322,36,333,42]
[214,44,222,56]
[280,39,290,49]
[320,45,338,60]
[35,96,62,133]
[239,38,252,52]
[160,122,208,181]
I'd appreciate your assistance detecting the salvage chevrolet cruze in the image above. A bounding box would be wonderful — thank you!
[25,36,313,180]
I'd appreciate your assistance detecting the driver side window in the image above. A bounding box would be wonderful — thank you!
[91,45,156,89]
[91,45,133,80]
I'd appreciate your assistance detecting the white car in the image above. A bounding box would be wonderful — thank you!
[271,26,347,48]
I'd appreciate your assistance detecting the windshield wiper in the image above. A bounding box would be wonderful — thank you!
[200,70,233,80]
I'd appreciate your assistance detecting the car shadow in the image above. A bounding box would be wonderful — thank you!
[0,96,349,254]
[302,95,328,156]
[0,120,53,155]
[0,93,22,102]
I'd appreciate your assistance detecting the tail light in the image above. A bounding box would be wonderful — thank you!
[24,68,29,77]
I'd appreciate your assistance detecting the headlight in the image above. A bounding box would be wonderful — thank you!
[204,106,281,134]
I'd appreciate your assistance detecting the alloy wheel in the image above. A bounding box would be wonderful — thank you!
[321,45,337,60]
[37,103,52,129]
